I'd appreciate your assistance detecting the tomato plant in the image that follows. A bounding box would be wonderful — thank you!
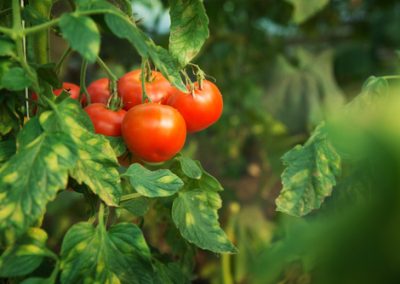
[122,103,186,162]
[118,69,173,109]
[0,0,235,283]
[84,103,126,136]
[167,80,223,132]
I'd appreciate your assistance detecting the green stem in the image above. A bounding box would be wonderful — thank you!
[120,192,142,202]
[141,58,150,103]
[56,47,72,74]
[96,56,117,81]
[381,75,400,80]
[31,0,52,64]
[79,59,90,105]
[0,25,13,36]
[96,56,121,109]
[98,203,105,228]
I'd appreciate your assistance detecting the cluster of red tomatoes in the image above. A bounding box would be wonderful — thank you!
[47,69,223,163]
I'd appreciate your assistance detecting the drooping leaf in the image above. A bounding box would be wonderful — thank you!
[120,196,150,217]
[0,118,78,244]
[169,0,209,67]
[275,123,341,216]
[59,14,100,62]
[177,156,202,179]
[1,67,32,91]
[104,13,187,92]
[123,163,183,197]
[60,222,154,284]
[39,98,122,206]
[286,0,329,24]
[172,189,237,253]
[0,228,50,277]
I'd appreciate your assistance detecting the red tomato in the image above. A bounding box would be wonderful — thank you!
[53,82,80,99]
[118,69,173,110]
[121,103,186,162]
[32,82,80,100]
[166,80,223,132]
[84,103,126,137]
[86,78,111,104]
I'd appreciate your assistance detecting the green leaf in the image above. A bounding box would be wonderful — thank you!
[105,136,127,157]
[276,123,341,217]
[59,14,100,62]
[0,139,15,164]
[34,63,62,88]
[153,260,190,284]
[60,222,154,284]
[0,228,49,277]
[120,196,150,217]
[177,156,202,179]
[39,98,122,206]
[286,0,329,24]
[1,67,32,91]
[123,163,183,197]
[21,277,54,284]
[197,162,223,192]
[0,59,12,89]
[169,0,209,67]
[0,36,16,57]
[104,13,187,92]
[0,119,78,244]
[172,189,236,253]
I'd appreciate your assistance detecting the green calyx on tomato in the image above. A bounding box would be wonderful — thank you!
[118,69,174,110]
[121,103,187,163]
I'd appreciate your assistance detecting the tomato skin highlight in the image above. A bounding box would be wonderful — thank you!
[118,69,173,110]
[84,103,126,137]
[166,80,223,133]
[121,103,186,163]
[86,78,111,104]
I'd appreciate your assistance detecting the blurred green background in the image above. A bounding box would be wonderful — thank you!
[47,0,400,283]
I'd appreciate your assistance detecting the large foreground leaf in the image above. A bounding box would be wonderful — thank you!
[172,189,237,253]
[275,124,341,216]
[60,222,153,284]
[0,118,77,244]
[169,0,209,66]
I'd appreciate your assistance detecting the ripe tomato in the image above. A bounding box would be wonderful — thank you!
[86,78,111,104]
[84,103,126,137]
[32,82,80,100]
[121,103,186,162]
[166,80,223,132]
[118,69,173,110]
[53,82,80,99]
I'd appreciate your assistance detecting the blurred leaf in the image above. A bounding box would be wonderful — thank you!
[60,222,154,284]
[177,156,202,179]
[120,196,150,217]
[1,67,32,91]
[22,5,48,25]
[104,13,187,92]
[172,189,237,253]
[286,0,329,24]
[276,123,341,216]
[0,59,12,89]
[153,259,190,284]
[20,277,54,284]
[265,49,344,134]
[59,14,100,62]
[0,139,15,164]
[105,136,127,157]
[0,228,49,277]
[0,36,15,57]
[33,63,62,88]
[0,117,78,244]
[39,98,122,206]
[123,163,183,197]
[169,0,209,66]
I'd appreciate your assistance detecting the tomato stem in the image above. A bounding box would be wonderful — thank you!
[79,59,91,105]
[56,47,72,75]
[120,192,142,202]
[98,202,105,228]
[96,56,122,110]
[141,58,151,103]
